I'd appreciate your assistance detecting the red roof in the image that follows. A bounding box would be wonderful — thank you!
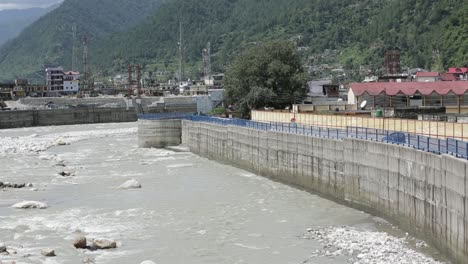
[441,73,458,82]
[447,68,468,74]
[350,82,468,96]
[415,71,439,77]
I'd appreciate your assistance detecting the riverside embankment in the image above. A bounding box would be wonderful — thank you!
[0,108,137,129]
[179,120,468,263]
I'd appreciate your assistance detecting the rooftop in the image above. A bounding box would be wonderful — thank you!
[415,71,439,78]
[447,68,468,74]
[349,82,468,96]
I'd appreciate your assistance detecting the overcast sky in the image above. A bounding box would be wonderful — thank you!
[0,0,62,10]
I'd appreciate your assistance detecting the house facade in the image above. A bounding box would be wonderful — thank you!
[63,71,80,94]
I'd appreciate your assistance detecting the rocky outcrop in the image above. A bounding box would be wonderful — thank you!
[118,179,141,189]
[12,201,48,209]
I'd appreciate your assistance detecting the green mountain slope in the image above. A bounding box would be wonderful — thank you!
[0,0,160,82]
[342,0,468,72]
[0,0,466,82]
[0,6,56,47]
[92,0,385,77]
[90,0,468,78]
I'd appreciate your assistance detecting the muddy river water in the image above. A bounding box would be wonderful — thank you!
[0,123,447,263]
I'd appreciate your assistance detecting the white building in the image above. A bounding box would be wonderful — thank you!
[63,71,80,94]
[45,67,80,95]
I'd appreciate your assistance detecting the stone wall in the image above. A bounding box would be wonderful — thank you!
[0,108,137,129]
[181,120,468,263]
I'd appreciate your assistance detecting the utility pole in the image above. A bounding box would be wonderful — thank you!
[136,64,142,98]
[127,65,133,97]
[178,21,185,83]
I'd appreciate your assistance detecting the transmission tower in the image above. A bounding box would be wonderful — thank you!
[127,64,142,98]
[384,50,401,75]
[202,42,212,82]
[178,21,185,82]
[71,23,77,72]
[127,65,133,97]
[82,33,89,92]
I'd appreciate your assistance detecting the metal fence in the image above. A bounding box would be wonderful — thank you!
[252,110,468,141]
[139,113,195,120]
[139,114,468,160]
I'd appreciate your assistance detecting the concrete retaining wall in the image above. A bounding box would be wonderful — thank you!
[0,108,137,129]
[138,119,182,148]
[181,120,468,263]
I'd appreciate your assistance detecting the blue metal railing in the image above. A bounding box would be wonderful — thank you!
[138,113,468,160]
[139,113,195,120]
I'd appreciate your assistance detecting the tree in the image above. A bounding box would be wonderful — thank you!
[224,40,307,116]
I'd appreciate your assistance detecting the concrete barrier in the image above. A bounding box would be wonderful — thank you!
[181,120,468,263]
[0,108,137,129]
[138,119,182,148]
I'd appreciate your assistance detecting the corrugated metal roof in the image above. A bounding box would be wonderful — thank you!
[415,71,439,77]
[349,82,468,96]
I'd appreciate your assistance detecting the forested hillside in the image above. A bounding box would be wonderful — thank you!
[0,0,160,82]
[0,6,55,47]
[92,0,386,77]
[343,0,468,72]
[0,0,466,82]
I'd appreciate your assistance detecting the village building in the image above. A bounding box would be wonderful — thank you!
[445,68,468,81]
[415,71,440,82]
[45,67,64,96]
[63,71,80,94]
[348,82,468,114]
[45,67,80,96]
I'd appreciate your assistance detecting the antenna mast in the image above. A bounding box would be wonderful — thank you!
[71,23,77,71]
[178,21,185,82]
[202,42,212,82]
[82,33,89,92]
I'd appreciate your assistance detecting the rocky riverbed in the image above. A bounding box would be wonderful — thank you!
[0,123,449,263]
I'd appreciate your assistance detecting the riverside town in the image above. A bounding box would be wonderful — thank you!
[0,0,467,263]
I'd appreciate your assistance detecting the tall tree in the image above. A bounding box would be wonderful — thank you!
[224,40,307,116]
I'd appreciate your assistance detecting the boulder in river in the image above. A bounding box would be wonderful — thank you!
[0,243,6,252]
[41,249,56,257]
[12,201,48,209]
[0,182,27,189]
[92,238,117,249]
[58,171,74,177]
[73,236,87,249]
[118,179,141,189]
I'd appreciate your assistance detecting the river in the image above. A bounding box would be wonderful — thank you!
[0,123,448,264]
